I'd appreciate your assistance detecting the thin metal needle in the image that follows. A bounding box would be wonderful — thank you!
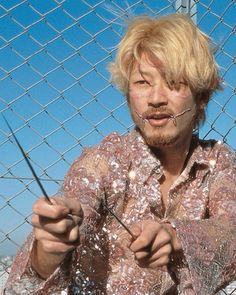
[102,198,136,240]
[2,115,53,205]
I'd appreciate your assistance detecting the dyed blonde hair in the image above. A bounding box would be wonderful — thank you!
[109,13,221,126]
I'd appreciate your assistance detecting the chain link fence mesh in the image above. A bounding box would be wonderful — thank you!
[0,0,235,293]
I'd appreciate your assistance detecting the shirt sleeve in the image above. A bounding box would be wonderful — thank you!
[3,144,110,295]
[172,143,236,295]
[3,231,75,295]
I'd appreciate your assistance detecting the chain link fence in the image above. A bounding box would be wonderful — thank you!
[0,0,235,293]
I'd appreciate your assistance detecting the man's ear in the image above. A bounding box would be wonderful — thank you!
[197,91,209,111]
[199,101,206,110]
[196,95,206,110]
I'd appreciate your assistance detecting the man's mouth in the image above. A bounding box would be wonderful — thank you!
[146,113,171,120]
[145,113,172,127]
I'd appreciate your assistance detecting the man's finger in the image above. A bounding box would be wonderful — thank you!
[33,198,70,219]
[32,214,81,234]
[55,197,84,217]
[32,197,83,220]
[37,239,78,255]
[150,228,172,252]
[34,226,80,243]
[134,243,172,263]
[130,221,160,252]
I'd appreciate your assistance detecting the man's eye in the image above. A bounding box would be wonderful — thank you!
[165,79,175,89]
[175,81,188,91]
[135,80,149,85]
[166,79,187,91]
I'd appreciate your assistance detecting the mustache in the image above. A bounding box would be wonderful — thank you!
[142,107,174,119]
[135,107,192,126]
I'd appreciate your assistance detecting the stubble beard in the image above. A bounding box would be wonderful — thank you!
[131,109,179,147]
[132,107,196,148]
[138,126,178,148]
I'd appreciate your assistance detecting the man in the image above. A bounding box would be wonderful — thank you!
[4,13,236,295]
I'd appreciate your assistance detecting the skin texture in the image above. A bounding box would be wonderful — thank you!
[129,220,182,270]
[30,53,199,279]
[31,197,83,278]
[31,198,182,278]
[128,53,197,149]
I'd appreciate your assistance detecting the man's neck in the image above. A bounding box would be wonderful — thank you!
[152,137,193,177]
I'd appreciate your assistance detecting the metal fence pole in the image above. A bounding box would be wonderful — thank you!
[175,0,197,23]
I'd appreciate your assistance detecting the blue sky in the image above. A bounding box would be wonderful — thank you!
[0,0,235,256]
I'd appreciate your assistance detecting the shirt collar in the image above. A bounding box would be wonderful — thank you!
[127,129,162,184]
[128,130,212,184]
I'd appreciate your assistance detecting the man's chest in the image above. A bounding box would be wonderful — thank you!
[108,167,210,226]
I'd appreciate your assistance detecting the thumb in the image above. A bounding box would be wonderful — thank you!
[52,196,84,226]
[54,196,83,215]
[130,223,142,238]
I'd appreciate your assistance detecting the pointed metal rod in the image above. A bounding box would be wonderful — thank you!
[2,114,53,205]
[102,198,135,240]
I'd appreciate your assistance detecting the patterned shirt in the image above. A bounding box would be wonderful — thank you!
[4,129,236,295]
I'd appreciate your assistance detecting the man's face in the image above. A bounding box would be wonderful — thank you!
[128,54,197,148]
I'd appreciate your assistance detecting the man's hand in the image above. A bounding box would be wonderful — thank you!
[31,197,83,279]
[129,220,182,270]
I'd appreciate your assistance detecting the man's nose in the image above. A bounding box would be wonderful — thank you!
[147,83,168,106]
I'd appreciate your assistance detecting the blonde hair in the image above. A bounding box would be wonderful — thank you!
[109,13,221,126]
